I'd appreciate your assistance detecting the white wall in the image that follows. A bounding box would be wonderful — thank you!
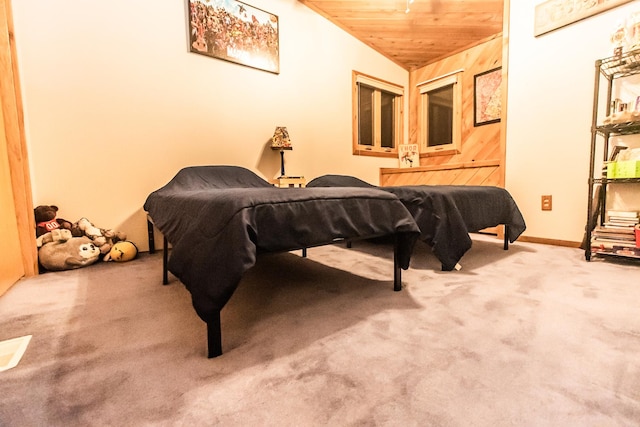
[12,0,408,251]
[16,0,640,251]
[506,1,640,243]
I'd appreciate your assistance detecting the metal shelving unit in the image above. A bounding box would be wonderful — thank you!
[586,49,640,261]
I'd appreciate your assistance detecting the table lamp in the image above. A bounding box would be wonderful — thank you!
[270,126,292,177]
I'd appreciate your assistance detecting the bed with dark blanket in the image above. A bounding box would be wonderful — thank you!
[307,175,526,271]
[143,166,420,357]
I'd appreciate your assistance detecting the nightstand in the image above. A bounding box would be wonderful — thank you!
[274,176,306,188]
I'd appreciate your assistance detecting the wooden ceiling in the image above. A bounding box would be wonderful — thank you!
[298,0,504,71]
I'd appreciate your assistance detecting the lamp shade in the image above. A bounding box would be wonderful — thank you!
[270,126,292,150]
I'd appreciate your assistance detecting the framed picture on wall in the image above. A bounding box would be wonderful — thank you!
[473,67,502,127]
[188,0,280,74]
[534,0,634,37]
[398,144,419,168]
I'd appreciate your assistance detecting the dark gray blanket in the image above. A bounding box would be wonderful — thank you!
[144,166,420,323]
[307,174,526,271]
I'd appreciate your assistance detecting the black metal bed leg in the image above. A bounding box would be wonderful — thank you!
[163,236,169,285]
[503,225,509,250]
[147,217,155,254]
[207,311,223,358]
[393,236,402,291]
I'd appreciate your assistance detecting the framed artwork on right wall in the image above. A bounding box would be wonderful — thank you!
[534,0,634,37]
[473,67,502,127]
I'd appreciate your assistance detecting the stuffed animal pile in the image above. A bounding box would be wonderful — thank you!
[34,205,137,271]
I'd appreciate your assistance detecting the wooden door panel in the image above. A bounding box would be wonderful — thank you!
[0,108,24,295]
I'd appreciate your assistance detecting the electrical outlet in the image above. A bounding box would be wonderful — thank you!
[541,195,552,211]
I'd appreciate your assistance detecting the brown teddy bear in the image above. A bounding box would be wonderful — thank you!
[34,205,75,238]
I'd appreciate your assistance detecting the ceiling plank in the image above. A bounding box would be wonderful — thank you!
[298,0,503,70]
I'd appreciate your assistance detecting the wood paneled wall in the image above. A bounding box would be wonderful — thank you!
[379,160,501,186]
[381,35,504,187]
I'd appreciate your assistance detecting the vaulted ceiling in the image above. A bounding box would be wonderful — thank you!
[298,0,504,71]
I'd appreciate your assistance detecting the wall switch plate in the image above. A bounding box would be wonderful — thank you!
[541,195,552,211]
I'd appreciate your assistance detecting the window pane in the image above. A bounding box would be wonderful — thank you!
[358,85,374,147]
[427,84,453,147]
[380,91,395,148]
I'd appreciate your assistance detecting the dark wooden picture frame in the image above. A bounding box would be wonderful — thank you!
[474,67,502,127]
[188,0,279,74]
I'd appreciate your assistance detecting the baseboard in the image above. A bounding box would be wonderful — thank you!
[474,231,581,248]
[517,236,582,248]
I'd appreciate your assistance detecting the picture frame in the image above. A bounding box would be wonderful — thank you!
[398,144,420,168]
[473,67,502,127]
[534,0,634,37]
[188,0,279,74]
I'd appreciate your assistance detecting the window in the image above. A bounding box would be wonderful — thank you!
[418,70,463,156]
[353,71,404,157]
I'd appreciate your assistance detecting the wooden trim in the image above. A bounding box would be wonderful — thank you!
[499,0,510,188]
[354,149,398,158]
[517,235,581,248]
[0,0,37,276]
[477,232,581,249]
[417,71,462,157]
[352,70,404,157]
[381,159,500,175]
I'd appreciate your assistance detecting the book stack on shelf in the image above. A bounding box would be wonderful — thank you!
[591,210,640,257]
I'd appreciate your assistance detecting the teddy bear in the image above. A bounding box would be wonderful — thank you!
[38,236,101,271]
[34,205,75,238]
[74,217,127,255]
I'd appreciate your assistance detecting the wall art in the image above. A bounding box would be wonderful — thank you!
[188,0,279,73]
[534,0,634,37]
[474,67,502,127]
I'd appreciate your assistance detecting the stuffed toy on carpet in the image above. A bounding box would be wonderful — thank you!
[34,205,74,238]
[74,217,127,255]
[38,236,101,271]
[103,241,138,262]
[34,205,132,271]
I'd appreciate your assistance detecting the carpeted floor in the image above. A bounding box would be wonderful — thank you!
[1,234,640,426]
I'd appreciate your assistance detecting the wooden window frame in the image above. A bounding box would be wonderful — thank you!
[352,71,404,158]
[417,70,463,156]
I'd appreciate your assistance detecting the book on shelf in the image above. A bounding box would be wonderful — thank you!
[605,212,639,227]
[591,247,640,258]
[593,226,635,238]
[593,235,635,243]
[597,223,635,231]
[607,215,638,221]
[592,240,636,249]
[591,245,640,258]
[594,231,633,236]
[607,209,638,217]
[607,210,638,219]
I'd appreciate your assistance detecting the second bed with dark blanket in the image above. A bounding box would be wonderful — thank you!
[307,174,526,271]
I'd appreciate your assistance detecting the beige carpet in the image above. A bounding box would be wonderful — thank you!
[1,234,640,426]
